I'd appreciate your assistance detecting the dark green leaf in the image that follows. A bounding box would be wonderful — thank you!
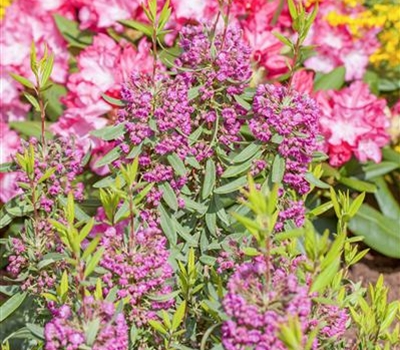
[314,66,346,91]
[373,177,400,220]
[202,159,216,200]
[305,172,330,189]
[233,94,251,111]
[0,292,27,322]
[160,182,178,211]
[338,177,376,193]
[271,155,285,183]
[349,204,400,258]
[54,14,94,48]
[94,146,121,168]
[214,176,247,195]
[159,204,177,246]
[232,143,262,163]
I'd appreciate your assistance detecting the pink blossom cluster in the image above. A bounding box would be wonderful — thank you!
[250,84,319,230]
[292,71,391,167]
[317,81,390,166]
[93,211,174,326]
[304,0,380,81]
[16,138,84,209]
[44,298,128,350]
[0,0,74,122]
[222,256,349,349]
[52,34,153,158]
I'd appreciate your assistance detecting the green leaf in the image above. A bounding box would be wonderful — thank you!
[373,177,400,220]
[26,323,45,340]
[172,301,186,331]
[271,155,285,183]
[159,204,177,246]
[167,153,187,177]
[314,66,346,91]
[148,320,168,335]
[160,182,179,211]
[338,177,376,193]
[82,236,101,260]
[0,162,14,173]
[101,93,125,107]
[42,83,67,121]
[118,19,153,37]
[38,167,56,183]
[309,201,333,217]
[214,176,247,195]
[91,123,126,141]
[85,318,100,346]
[305,172,330,189]
[9,73,34,89]
[22,92,40,111]
[40,53,54,87]
[59,197,90,222]
[4,196,33,217]
[84,247,105,278]
[233,94,251,111]
[348,192,365,218]
[9,121,53,139]
[54,14,94,48]
[202,159,216,200]
[221,159,254,179]
[273,32,292,47]
[188,86,201,100]
[349,204,400,258]
[232,143,262,163]
[310,259,340,293]
[59,271,69,300]
[94,146,121,168]
[360,161,399,180]
[0,292,27,322]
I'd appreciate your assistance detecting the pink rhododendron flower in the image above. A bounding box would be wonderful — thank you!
[74,0,140,31]
[52,33,153,175]
[304,0,380,81]
[0,0,73,85]
[0,72,30,122]
[318,81,390,166]
[0,123,21,202]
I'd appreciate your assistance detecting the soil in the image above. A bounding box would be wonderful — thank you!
[349,250,400,302]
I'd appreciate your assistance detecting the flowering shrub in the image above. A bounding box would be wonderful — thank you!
[0,0,400,350]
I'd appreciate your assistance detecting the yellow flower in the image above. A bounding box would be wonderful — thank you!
[0,0,11,20]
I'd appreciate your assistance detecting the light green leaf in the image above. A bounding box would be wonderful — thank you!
[271,155,285,183]
[9,73,34,89]
[172,301,186,331]
[101,93,126,107]
[91,123,126,141]
[84,247,105,278]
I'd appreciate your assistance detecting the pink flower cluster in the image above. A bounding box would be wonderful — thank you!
[0,0,74,122]
[45,298,128,350]
[222,256,349,349]
[304,0,380,81]
[317,81,390,166]
[52,34,153,156]
[291,71,391,167]
[93,212,174,326]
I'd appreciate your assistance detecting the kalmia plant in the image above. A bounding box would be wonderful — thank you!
[1,1,399,350]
